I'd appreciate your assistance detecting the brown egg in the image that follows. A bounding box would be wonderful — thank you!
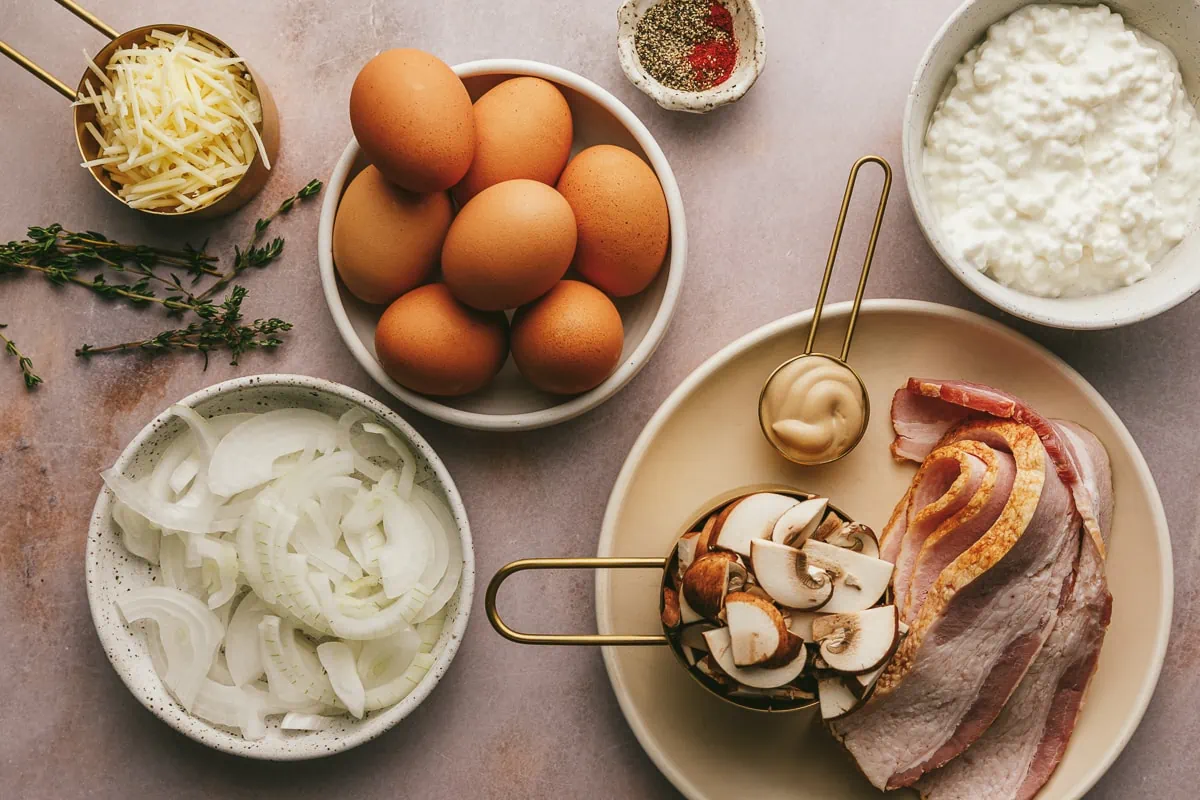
[441,179,577,311]
[453,77,574,205]
[375,284,508,396]
[556,145,670,297]
[511,280,624,395]
[349,49,474,192]
[332,166,453,305]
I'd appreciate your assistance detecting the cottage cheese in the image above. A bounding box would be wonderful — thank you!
[923,4,1200,297]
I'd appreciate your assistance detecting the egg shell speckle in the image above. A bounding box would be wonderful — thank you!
[441,179,577,311]
[349,49,475,192]
[557,144,669,297]
[511,280,624,394]
[333,166,454,305]
[453,77,574,205]
[375,284,509,396]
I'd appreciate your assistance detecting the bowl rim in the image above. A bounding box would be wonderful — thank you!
[902,0,1200,330]
[615,0,767,113]
[317,57,688,431]
[84,373,476,760]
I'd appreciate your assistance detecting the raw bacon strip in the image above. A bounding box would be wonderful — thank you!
[831,419,1080,790]
[895,379,1105,559]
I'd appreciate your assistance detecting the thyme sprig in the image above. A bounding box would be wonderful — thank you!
[200,179,323,300]
[0,324,41,389]
[0,179,322,386]
[77,286,292,367]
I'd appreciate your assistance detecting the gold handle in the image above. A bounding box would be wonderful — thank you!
[804,155,893,362]
[1,1,118,102]
[486,557,670,646]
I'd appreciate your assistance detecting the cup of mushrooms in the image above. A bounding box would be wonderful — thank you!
[487,486,901,718]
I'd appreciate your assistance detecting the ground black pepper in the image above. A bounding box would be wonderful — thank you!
[634,0,738,92]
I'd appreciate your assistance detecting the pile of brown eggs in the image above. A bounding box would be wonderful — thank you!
[333,49,671,397]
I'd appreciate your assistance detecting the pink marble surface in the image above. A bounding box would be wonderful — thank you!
[1,1,1196,797]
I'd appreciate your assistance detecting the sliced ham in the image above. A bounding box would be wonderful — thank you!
[831,418,1080,789]
[832,380,1113,797]
[918,423,1113,800]
[892,378,1106,560]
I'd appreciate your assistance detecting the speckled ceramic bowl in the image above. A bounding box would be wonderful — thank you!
[84,374,475,760]
[617,0,766,113]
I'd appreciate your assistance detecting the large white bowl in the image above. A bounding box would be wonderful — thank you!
[318,59,687,430]
[904,0,1200,329]
[85,374,475,760]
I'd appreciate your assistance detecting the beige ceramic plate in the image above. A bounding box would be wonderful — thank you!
[597,300,1171,799]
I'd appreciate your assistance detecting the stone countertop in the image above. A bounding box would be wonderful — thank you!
[1,1,1195,797]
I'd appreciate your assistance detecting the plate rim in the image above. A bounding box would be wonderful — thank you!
[316,57,688,431]
[595,298,1173,799]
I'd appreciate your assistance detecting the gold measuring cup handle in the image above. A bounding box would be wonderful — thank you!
[0,0,117,101]
[486,557,670,646]
[805,155,893,362]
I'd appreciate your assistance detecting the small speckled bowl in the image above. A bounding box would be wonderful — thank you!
[84,374,475,760]
[617,0,766,113]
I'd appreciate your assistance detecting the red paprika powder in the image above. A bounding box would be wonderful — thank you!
[633,0,740,92]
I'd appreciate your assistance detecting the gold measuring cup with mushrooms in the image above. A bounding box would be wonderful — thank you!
[487,486,901,717]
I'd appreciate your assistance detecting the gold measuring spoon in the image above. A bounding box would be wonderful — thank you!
[758,155,892,466]
[0,0,279,218]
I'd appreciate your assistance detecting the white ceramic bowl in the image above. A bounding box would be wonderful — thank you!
[904,0,1200,329]
[616,0,767,113]
[318,59,687,431]
[85,374,475,760]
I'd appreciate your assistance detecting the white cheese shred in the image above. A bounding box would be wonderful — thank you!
[80,34,268,213]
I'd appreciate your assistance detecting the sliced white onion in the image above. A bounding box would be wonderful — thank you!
[108,404,463,738]
[281,712,336,731]
[113,498,160,564]
[208,409,339,497]
[317,641,365,718]
[226,592,268,686]
[258,615,341,706]
[117,587,224,712]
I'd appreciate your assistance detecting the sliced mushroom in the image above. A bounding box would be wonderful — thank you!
[812,511,845,543]
[678,586,703,625]
[749,538,834,610]
[674,532,701,584]
[801,539,894,613]
[682,646,699,666]
[678,624,715,653]
[812,605,899,674]
[770,497,828,547]
[693,513,719,553]
[681,551,748,620]
[855,620,909,690]
[695,654,736,688]
[787,610,820,642]
[818,676,863,720]
[823,521,881,559]
[724,592,800,667]
[703,626,808,689]
[728,684,815,704]
[711,493,800,558]
[661,587,682,629]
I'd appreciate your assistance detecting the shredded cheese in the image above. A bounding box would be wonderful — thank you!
[75,30,268,213]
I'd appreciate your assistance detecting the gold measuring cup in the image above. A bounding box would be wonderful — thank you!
[0,0,279,218]
[487,485,860,713]
[757,155,892,466]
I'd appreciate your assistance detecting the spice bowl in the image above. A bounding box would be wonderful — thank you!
[617,0,766,113]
